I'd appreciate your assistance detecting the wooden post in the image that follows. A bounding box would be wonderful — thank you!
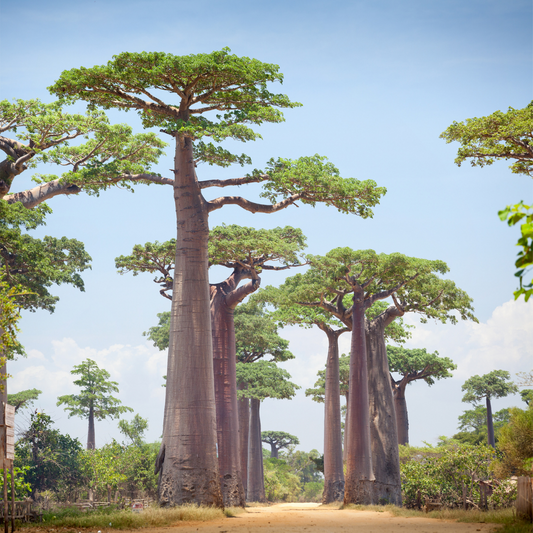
[10,466,15,533]
[3,466,8,533]
[516,477,533,522]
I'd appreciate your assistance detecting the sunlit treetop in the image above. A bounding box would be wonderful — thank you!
[47,49,386,218]
[49,48,298,141]
[440,102,533,177]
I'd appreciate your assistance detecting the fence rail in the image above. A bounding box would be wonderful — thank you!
[0,500,39,524]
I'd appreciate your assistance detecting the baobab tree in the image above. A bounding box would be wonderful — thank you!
[234,299,294,495]
[236,360,299,502]
[387,346,456,445]
[261,431,299,458]
[461,370,518,448]
[283,248,475,505]
[260,281,411,503]
[52,49,386,506]
[117,225,304,506]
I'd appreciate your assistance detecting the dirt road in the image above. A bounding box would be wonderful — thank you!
[163,503,500,532]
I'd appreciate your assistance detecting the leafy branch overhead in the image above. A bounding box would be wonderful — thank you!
[441,102,533,300]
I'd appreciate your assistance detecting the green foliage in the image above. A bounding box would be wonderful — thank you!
[235,300,293,363]
[118,414,149,446]
[263,457,302,502]
[305,353,350,403]
[302,481,325,502]
[281,448,323,485]
[440,102,533,177]
[461,371,519,404]
[0,99,166,198]
[453,407,510,445]
[0,200,91,313]
[520,389,533,406]
[400,443,515,509]
[387,346,456,385]
[441,103,533,301]
[15,411,84,499]
[8,388,42,412]
[0,466,31,499]
[498,201,533,301]
[257,155,386,217]
[144,312,171,351]
[492,406,533,478]
[57,358,133,422]
[49,48,298,143]
[49,49,385,217]
[0,276,26,367]
[236,360,300,401]
[261,430,300,453]
[208,224,306,270]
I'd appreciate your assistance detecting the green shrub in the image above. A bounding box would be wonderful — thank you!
[400,442,515,509]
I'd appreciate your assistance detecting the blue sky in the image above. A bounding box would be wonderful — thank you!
[1,0,532,451]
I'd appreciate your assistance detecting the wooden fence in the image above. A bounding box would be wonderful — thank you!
[516,476,533,522]
[0,500,39,524]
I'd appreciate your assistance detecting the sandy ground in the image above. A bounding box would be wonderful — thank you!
[136,503,500,533]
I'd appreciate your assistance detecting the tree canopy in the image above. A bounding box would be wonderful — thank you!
[7,388,42,412]
[0,99,166,207]
[261,431,300,458]
[57,358,132,449]
[387,346,456,386]
[461,370,519,404]
[440,102,533,300]
[118,414,149,446]
[235,300,294,364]
[236,360,300,402]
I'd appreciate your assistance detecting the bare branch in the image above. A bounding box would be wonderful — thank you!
[207,194,299,214]
[199,174,269,189]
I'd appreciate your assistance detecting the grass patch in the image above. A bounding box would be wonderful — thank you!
[343,504,533,532]
[20,504,226,530]
[223,506,247,517]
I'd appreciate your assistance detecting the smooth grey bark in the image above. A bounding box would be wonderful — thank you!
[269,444,278,459]
[486,396,495,448]
[393,384,409,446]
[87,404,95,450]
[344,287,375,505]
[247,398,265,502]
[211,268,258,507]
[321,326,345,503]
[238,384,249,495]
[366,312,402,506]
[157,135,222,507]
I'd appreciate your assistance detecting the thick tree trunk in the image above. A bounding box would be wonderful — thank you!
[247,398,265,502]
[269,444,278,458]
[322,328,344,503]
[87,403,95,450]
[366,319,402,506]
[344,288,375,505]
[211,273,247,507]
[486,396,495,448]
[158,135,222,507]
[394,384,409,446]
[238,384,249,495]
[343,390,349,462]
